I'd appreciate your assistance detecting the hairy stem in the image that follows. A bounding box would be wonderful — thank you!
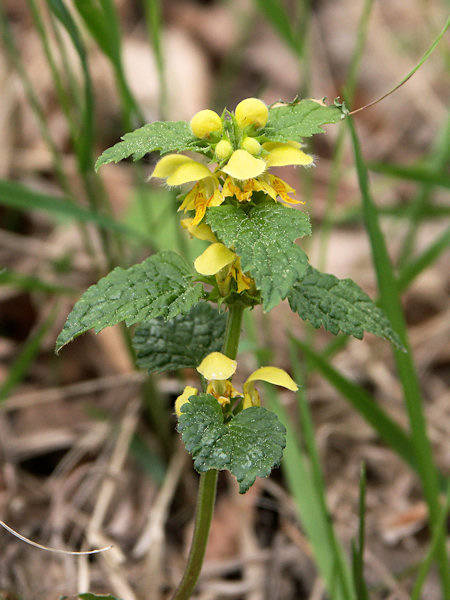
[172,303,244,599]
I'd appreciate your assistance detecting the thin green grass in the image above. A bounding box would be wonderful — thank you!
[142,0,168,120]
[0,270,76,296]
[0,179,151,244]
[244,315,354,600]
[48,0,95,170]
[349,15,450,115]
[72,0,144,129]
[0,306,58,404]
[287,338,354,600]
[351,464,370,600]
[0,4,118,267]
[348,116,450,597]
[318,0,374,270]
[411,482,450,600]
[369,161,450,189]
[398,226,450,291]
[265,386,354,600]
[290,336,418,472]
[0,9,70,195]
[398,114,450,267]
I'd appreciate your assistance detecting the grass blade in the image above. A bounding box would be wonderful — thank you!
[48,0,95,171]
[348,116,450,596]
[142,0,168,119]
[351,464,370,600]
[398,114,450,267]
[350,15,450,114]
[0,8,69,193]
[253,0,298,53]
[411,483,450,600]
[287,338,354,599]
[265,387,353,600]
[0,306,58,404]
[73,0,143,127]
[0,269,75,295]
[369,162,450,189]
[0,179,151,243]
[398,226,450,292]
[290,336,417,471]
[318,0,373,269]
[244,315,353,600]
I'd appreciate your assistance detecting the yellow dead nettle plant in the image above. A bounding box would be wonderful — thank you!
[151,97,314,225]
[175,352,298,416]
[194,242,254,295]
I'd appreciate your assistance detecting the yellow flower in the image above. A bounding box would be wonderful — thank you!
[242,367,297,409]
[152,154,225,224]
[194,243,254,295]
[180,218,217,242]
[175,385,198,417]
[200,353,240,408]
[221,141,313,205]
[174,352,297,416]
[197,351,237,380]
[151,154,212,186]
[194,243,236,275]
[178,176,224,225]
[222,149,266,180]
[190,109,223,138]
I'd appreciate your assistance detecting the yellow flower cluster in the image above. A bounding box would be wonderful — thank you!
[175,351,298,416]
[151,98,313,296]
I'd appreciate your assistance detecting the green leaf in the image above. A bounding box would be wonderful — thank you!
[133,303,227,373]
[95,121,206,170]
[207,202,311,311]
[288,267,404,349]
[56,251,203,353]
[264,99,345,143]
[178,394,286,493]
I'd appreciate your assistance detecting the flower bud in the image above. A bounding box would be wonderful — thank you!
[190,109,222,138]
[235,98,268,129]
[241,136,261,156]
[215,139,233,161]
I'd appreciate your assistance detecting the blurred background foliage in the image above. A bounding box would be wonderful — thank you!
[0,1,449,599]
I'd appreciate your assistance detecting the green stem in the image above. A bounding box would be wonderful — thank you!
[221,303,244,360]
[172,469,218,600]
[172,303,244,599]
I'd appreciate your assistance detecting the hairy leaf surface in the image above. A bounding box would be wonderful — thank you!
[207,202,311,311]
[133,303,226,373]
[95,121,206,169]
[288,267,404,348]
[178,394,286,493]
[264,99,345,143]
[56,251,203,353]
